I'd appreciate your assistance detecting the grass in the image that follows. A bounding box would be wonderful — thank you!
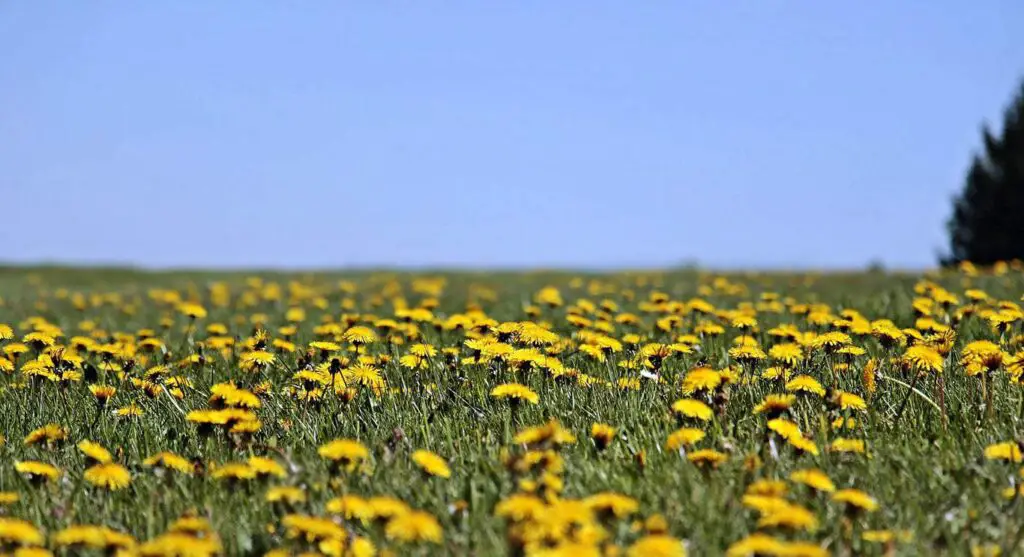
[1,265,1023,556]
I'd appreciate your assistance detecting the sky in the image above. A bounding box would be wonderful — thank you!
[2,3,1022,270]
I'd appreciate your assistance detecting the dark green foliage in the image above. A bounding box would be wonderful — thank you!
[945,80,1024,265]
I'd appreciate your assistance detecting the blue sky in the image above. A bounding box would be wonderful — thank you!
[2,3,1021,269]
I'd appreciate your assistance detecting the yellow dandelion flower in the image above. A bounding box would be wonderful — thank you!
[832,488,879,512]
[757,502,818,532]
[785,375,825,397]
[83,463,131,490]
[318,439,370,472]
[665,428,705,451]
[14,461,60,483]
[385,510,443,544]
[586,492,639,519]
[248,456,286,478]
[984,441,1023,463]
[726,534,786,557]
[767,418,802,442]
[77,440,113,464]
[366,496,412,521]
[266,486,306,505]
[789,468,836,492]
[343,326,378,345]
[0,517,45,547]
[494,493,546,522]
[832,390,867,411]
[590,423,617,451]
[687,449,728,468]
[830,438,866,455]
[514,420,577,448]
[143,452,193,474]
[412,450,451,479]
[326,494,372,522]
[23,424,67,447]
[490,383,539,404]
[902,345,944,374]
[753,394,796,416]
[681,367,722,395]
[671,399,713,422]
[626,535,686,557]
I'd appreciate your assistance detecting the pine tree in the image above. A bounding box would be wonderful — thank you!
[945,80,1024,265]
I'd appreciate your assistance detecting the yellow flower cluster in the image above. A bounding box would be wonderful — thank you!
[1,264,1024,554]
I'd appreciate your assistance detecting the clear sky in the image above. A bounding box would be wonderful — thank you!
[2,3,1022,270]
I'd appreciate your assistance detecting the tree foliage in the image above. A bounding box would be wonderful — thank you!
[945,80,1024,265]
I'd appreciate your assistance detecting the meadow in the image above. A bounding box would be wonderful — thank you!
[1,264,1024,556]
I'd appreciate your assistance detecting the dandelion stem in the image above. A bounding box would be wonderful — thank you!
[888,372,931,424]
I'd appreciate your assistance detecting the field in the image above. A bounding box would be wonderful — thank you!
[2,264,1024,556]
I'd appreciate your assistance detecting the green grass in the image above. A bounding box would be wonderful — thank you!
[1,266,1023,556]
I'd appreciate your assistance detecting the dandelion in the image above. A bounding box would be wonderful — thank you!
[239,350,275,371]
[177,303,207,320]
[88,384,117,405]
[902,345,944,374]
[811,331,851,352]
[767,418,802,442]
[247,456,286,479]
[366,496,412,522]
[830,438,866,455]
[343,326,377,345]
[671,399,713,422]
[385,510,443,544]
[753,394,796,416]
[0,517,45,547]
[757,502,818,532]
[23,424,67,447]
[729,343,767,364]
[586,492,639,519]
[209,383,261,409]
[681,367,722,395]
[326,494,372,522]
[831,390,867,411]
[726,534,787,557]
[14,461,60,484]
[769,343,804,367]
[266,486,306,506]
[139,531,222,556]
[412,450,451,479]
[590,423,617,451]
[318,439,370,472]
[862,358,878,395]
[832,488,879,513]
[490,383,540,405]
[84,463,131,490]
[0,492,19,506]
[143,452,194,475]
[114,404,144,418]
[23,332,55,351]
[514,420,577,448]
[787,435,819,456]
[964,339,1004,364]
[785,375,825,397]
[77,440,113,465]
[790,468,836,492]
[666,428,706,451]
[687,449,728,468]
[54,525,136,552]
[984,441,1023,463]
[495,493,546,522]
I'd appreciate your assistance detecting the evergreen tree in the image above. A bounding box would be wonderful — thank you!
[945,80,1024,265]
